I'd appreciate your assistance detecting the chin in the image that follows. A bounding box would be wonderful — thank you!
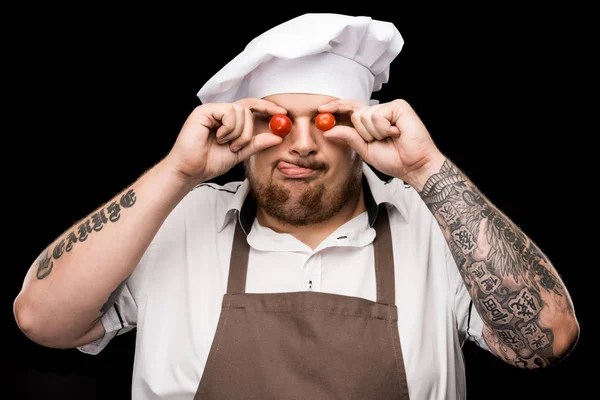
[279,176,323,188]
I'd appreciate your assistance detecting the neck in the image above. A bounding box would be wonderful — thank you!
[256,188,366,250]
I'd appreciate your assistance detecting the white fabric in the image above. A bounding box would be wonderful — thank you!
[246,53,374,105]
[197,13,404,104]
[78,163,489,400]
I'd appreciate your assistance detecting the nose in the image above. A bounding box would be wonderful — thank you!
[288,117,318,157]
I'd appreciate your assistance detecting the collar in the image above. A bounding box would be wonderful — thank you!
[217,162,410,235]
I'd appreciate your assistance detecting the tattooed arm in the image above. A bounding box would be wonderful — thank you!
[318,97,580,368]
[415,157,579,369]
[14,99,283,349]
[13,158,196,349]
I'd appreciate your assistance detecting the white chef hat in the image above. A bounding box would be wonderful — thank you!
[197,13,404,105]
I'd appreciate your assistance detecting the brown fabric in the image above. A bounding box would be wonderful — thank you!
[195,205,410,399]
[226,219,251,294]
[373,205,396,306]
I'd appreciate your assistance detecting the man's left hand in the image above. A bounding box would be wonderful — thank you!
[318,99,446,188]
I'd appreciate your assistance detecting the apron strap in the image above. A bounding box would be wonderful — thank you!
[226,204,396,306]
[226,216,250,294]
[372,204,396,305]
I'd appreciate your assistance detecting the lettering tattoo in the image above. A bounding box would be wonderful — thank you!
[35,250,54,279]
[418,159,574,368]
[35,189,137,280]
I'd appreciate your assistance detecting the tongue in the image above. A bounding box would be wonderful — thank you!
[278,161,313,175]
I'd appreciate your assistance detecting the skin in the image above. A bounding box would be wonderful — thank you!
[14,98,287,348]
[14,93,579,371]
[244,94,365,248]
[317,97,580,368]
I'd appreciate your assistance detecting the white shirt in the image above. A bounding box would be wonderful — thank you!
[78,163,489,400]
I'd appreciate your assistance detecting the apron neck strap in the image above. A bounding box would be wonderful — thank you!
[372,205,396,305]
[226,217,251,295]
[226,204,396,305]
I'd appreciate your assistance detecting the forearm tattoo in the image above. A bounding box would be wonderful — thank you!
[35,189,137,280]
[418,159,574,368]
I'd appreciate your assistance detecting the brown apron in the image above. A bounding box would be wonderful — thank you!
[194,205,410,399]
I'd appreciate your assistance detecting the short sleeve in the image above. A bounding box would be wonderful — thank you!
[446,244,490,352]
[77,238,156,355]
[76,282,138,355]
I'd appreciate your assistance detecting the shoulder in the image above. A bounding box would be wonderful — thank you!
[144,179,243,254]
[369,172,431,224]
[185,180,244,212]
[167,179,245,230]
[190,181,244,196]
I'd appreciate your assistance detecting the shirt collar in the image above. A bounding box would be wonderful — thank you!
[217,162,411,234]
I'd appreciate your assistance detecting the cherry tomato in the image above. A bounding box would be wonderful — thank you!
[315,112,335,131]
[269,114,292,136]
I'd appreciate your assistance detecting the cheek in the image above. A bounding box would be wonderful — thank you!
[349,150,360,163]
[328,141,358,163]
[327,147,359,176]
[249,147,276,174]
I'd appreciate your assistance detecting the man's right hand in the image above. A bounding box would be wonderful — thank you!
[165,98,287,185]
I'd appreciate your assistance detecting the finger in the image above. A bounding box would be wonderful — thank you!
[320,99,376,142]
[318,99,367,114]
[218,104,245,144]
[236,132,283,162]
[350,108,376,143]
[373,106,401,137]
[323,126,368,159]
[359,107,385,141]
[235,97,287,116]
[213,105,239,143]
[229,107,254,152]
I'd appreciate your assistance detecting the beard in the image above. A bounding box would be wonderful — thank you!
[244,157,363,226]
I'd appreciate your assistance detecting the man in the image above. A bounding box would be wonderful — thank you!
[14,13,579,399]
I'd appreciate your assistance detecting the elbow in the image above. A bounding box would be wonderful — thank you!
[13,293,77,349]
[551,314,580,365]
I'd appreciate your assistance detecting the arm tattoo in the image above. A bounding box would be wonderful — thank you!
[35,249,54,279]
[35,189,137,280]
[418,159,575,368]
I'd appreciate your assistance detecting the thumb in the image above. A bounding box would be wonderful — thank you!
[324,127,368,159]
[236,132,283,161]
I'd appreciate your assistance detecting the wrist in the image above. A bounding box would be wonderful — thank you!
[155,156,203,194]
[404,153,447,191]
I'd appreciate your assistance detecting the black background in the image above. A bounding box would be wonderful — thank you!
[3,4,593,399]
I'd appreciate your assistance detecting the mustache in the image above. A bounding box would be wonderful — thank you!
[276,159,329,171]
